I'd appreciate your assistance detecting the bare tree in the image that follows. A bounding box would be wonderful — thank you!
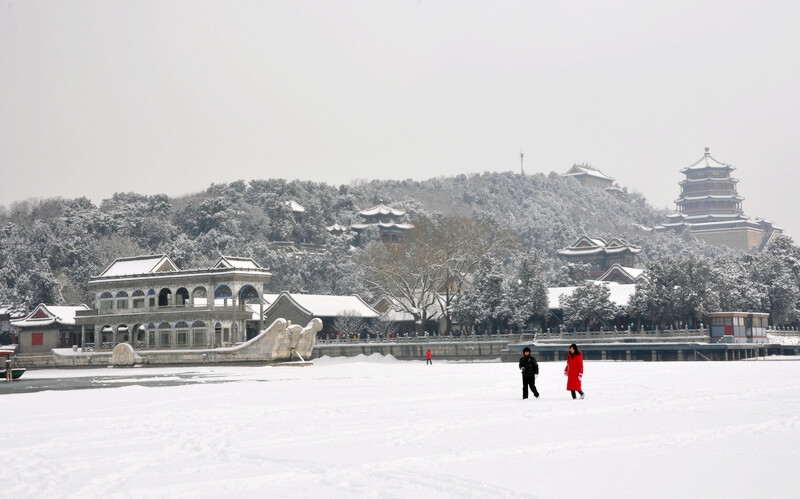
[333,309,368,338]
[361,218,447,333]
[368,312,397,338]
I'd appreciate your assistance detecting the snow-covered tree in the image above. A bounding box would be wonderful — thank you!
[506,251,549,332]
[559,281,617,331]
[456,255,507,333]
[629,254,719,329]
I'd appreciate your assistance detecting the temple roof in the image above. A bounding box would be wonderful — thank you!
[262,292,379,318]
[562,163,614,182]
[676,194,744,202]
[359,204,406,217]
[285,200,305,213]
[597,265,645,284]
[557,236,640,257]
[680,176,739,184]
[350,222,415,231]
[682,147,735,172]
[11,303,90,328]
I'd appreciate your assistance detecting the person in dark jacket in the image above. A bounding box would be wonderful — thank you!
[564,343,584,399]
[518,346,539,399]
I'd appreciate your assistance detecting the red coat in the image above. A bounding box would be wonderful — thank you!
[426,350,432,359]
[564,352,583,391]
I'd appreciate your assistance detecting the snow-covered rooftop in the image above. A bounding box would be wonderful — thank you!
[263,293,379,318]
[558,236,640,257]
[359,204,405,217]
[562,163,614,181]
[214,256,262,270]
[682,147,734,172]
[285,200,305,213]
[11,304,90,327]
[98,255,178,277]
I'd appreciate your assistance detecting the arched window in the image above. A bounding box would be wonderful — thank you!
[101,325,113,348]
[117,324,129,343]
[158,288,172,307]
[158,321,171,348]
[192,320,206,348]
[176,288,189,306]
[175,321,189,347]
[147,289,156,308]
[239,285,260,304]
[215,284,233,308]
[192,287,207,308]
[133,324,146,347]
[116,291,129,310]
[99,292,114,311]
[147,322,156,348]
[132,290,145,309]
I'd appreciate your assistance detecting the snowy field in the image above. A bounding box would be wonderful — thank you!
[3,355,799,499]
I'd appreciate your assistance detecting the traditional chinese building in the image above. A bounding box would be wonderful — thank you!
[557,236,641,279]
[285,199,305,224]
[11,304,89,355]
[347,203,414,245]
[74,254,272,351]
[656,148,781,251]
[262,292,379,338]
[562,163,615,188]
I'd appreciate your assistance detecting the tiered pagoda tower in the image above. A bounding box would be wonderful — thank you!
[657,148,780,250]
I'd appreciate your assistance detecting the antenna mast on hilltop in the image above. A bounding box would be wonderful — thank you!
[520,152,525,175]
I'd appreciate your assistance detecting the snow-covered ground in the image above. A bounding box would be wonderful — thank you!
[3,355,799,499]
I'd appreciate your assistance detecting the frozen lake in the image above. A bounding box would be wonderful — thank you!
[2,355,798,498]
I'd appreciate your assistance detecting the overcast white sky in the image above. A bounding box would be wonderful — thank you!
[1,1,798,238]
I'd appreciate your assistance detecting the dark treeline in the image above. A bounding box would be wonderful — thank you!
[1,172,797,327]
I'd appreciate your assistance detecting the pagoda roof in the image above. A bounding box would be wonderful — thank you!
[676,194,744,203]
[350,222,415,231]
[558,236,640,257]
[681,147,735,173]
[680,176,739,184]
[359,204,406,217]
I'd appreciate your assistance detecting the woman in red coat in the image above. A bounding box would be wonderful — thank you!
[564,343,584,399]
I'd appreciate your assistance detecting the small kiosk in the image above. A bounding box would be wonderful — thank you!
[708,312,769,344]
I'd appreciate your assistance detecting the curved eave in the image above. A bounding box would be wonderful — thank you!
[680,177,739,184]
[675,194,744,203]
[558,248,605,256]
[605,247,641,255]
[682,213,746,220]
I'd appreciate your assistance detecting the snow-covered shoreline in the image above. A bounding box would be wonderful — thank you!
[2,355,798,498]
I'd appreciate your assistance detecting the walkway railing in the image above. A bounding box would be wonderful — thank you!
[533,327,710,344]
[316,334,518,345]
